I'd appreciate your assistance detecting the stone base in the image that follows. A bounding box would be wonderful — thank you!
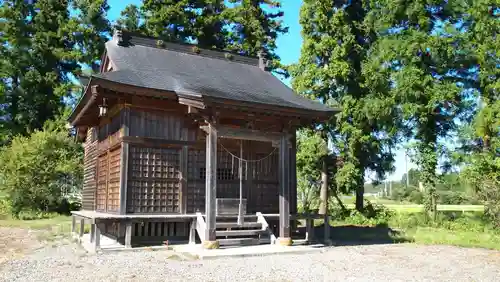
[202,240,220,249]
[277,237,293,246]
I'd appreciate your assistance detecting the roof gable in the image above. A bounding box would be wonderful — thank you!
[86,31,336,116]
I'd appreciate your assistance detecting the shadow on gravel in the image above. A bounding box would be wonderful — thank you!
[294,223,413,246]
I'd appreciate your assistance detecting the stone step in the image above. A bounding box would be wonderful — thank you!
[218,237,260,247]
[216,222,262,229]
[215,215,258,221]
[216,229,264,237]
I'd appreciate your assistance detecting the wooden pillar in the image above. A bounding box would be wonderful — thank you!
[94,224,101,252]
[125,220,132,248]
[79,219,85,237]
[278,132,292,246]
[71,216,76,234]
[323,215,331,245]
[90,223,96,243]
[245,140,254,212]
[203,123,219,249]
[119,107,130,215]
[290,131,297,231]
[180,128,189,214]
[306,218,315,243]
[189,219,196,245]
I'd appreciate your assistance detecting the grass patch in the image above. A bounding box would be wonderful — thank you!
[0,215,71,229]
[407,227,500,250]
[331,207,500,250]
[0,215,73,242]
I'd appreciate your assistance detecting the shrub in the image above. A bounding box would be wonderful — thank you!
[338,201,395,226]
[0,199,12,219]
[439,191,467,205]
[408,190,424,204]
[0,123,83,218]
[389,211,495,233]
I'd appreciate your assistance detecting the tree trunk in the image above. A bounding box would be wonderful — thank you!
[429,190,437,221]
[355,184,364,212]
[319,158,328,215]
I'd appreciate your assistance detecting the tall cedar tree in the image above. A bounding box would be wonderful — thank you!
[119,1,287,72]
[291,0,397,212]
[141,0,227,49]
[460,1,499,225]
[224,0,288,73]
[367,0,476,219]
[71,0,112,73]
[0,0,110,144]
[116,4,144,33]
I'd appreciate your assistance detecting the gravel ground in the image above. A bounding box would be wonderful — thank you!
[1,238,500,282]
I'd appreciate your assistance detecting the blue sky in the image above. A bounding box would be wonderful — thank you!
[106,0,414,182]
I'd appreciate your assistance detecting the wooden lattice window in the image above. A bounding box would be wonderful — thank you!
[187,149,205,213]
[127,146,181,213]
[198,168,235,180]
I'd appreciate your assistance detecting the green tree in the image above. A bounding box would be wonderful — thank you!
[367,0,476,219]
[142,0,228,49]
[401,168,421,188]
[291,0,397,212]
[296,129,328,213]
[0,0,110,144]
[224,0,288,73]
[71,0,112,72]
[116,4,144,32]
[0,116,83,217]
[0,0,77,143]
[459,1,499,226]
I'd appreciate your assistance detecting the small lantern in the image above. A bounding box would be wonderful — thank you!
[98,98,108,117]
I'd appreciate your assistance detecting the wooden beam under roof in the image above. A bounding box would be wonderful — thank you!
[200,125,289,143]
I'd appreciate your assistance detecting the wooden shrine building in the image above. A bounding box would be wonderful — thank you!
[69,30,336,250]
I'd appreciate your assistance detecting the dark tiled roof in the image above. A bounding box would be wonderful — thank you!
[99,31,334,113]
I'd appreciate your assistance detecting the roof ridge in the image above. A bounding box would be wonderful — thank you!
[112,29,260,67]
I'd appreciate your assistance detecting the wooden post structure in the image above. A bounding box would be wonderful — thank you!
[290,131,297,232]
[71,216,76,235]
[203,123,219,249]
[125,220,132,248]
[79,219,85,237]
[278,132,292,246]
[189,219,196,245]
[180,128,189,214]
[119,106,130,215]
[94,224,101,252]
[90,223,96,243]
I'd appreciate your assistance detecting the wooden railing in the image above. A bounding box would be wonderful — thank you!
[292,213,330,244]
[256,212,277,245]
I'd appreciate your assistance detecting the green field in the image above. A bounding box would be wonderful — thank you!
[345,204,484,213]
[339,196,484,213]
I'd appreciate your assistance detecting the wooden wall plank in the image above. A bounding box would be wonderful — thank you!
[82,127,98,210]
[106,147,121,212]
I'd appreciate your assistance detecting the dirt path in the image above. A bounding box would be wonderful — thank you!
[0,227,45,265]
